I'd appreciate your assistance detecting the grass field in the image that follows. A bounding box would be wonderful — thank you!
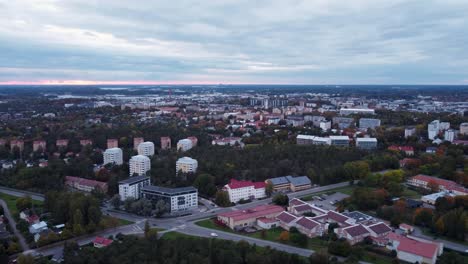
[0,192,43,217]
[362,252,395,264]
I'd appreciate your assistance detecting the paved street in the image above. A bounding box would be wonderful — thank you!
[0,186,45,202]
[0,199,30,251]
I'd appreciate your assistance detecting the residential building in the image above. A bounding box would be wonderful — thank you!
[319,121,331,131]
[80,139,93,146]
[142,185,198,213]
[388,145,414,156]
[296,135,330,145]
[286,115,304,127]
[176,157,198,174]
[56,139,69,148]
[133,137,144,150]
[118,175,151,201]
[177,139,193,152]
[223,179,266,203]
[407,174,468,195]
[10,139,24,152]
[29,221,48,234]
[428,120,440,140]
[103,148,123,165]
[217,204,284,230]
[137,141,155,156]
[187,136,198,147]
[65,176,108,193]
[404,127,416,138]
[359,118,381,130]
[107,139,119,149]
[212,137,242,146]
[93,237,113,248]
[387,233,442,264]
[336,224,370,245]
[329,136,350,146]
[266,176,312,192]
[460,123,468,135]
[332,117,354,129]
[276,211,299,230]
[421,191,457,205]
[161,137,171,150]
[339,108,375,116]
[129,155,151,176]
[355,138,377,150]
[33,140,46,152]
[444,129,455,142]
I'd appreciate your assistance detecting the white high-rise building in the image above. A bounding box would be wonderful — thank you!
[129,155,151,176]
[444,130,455,142]
[103,148,123,165]
[460,123,468,135]
[404,127,416,138]
[137,141,155,156]
[176,157,198,174]
[118,176,151,201]
[428,120,440,140]
[177,139,193,152]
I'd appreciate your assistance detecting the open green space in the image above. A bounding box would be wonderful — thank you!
[0,192,43,217]
[362,252,395,264]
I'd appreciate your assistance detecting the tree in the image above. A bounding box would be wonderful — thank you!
[17,254,34,264]
[279,231,290,242]
[309,250,329,264]
[215,190,231,207]
[265,182,274,197]
[154,200,169,217]
[16,196,32,212]
[110,194,121,209]
[144,220,150,238]
[328,240,351,257]
[427,180,440,193]
[413,208,434,227]
[272,193,289,206]
[343,161,370,180]
[193,174,217,197]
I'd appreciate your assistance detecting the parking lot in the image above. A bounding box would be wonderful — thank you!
[306,192,350,211]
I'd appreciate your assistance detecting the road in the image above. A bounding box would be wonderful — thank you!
[411,227,468,252]
[0,199,30,251]
[0,186,45,202]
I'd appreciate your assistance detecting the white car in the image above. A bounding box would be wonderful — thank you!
[210,232,218,237]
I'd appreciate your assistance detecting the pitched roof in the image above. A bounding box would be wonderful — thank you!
[293,204,314,213]
[285,176,311,186]
[276,211,298,224]
[367,222,392,235]
[118,175,150,185]
[226,179,265,189]
[218,205,283,222]
[295,217,320,230]
[289,198,307,206]
[327,211,350,223]
[343,224,370,237]
[397,237,438,259]
[65,176,107,189]
[94,236,113,246]
[268,176,290,185]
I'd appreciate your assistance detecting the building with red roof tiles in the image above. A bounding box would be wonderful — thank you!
[257,217,280,229]
[276,211,299,230]
[217,204,283,230]
[407,174,468,195]
[65,176,108,193]
[56,139,69,148]
[388,145,414,156]
[222,179,266,203]
[295,217,324,238]
[336,224,370,245]
[387,233,442,264]
[33,140,46,152]
[93,236,113,248]
[366,222,392,239]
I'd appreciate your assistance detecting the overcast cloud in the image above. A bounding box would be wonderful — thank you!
[0,0,467,84]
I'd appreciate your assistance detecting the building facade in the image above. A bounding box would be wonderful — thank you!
[142,186,198,212]
[176,157,198,174]
[103,148,123,165]
[177,139,193,152]
[223,179,266,203]
[137,141,155,156]
[359,118,381,130]
[129,155,151,176]
[133,137,144,150]
[160,137,171,150]
[356,138,378,150]
[118,176,151,201]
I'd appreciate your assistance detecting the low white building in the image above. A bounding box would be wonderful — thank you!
[356,137,378,150]
[142,185,198,213]
[29,221,48,234]
[137,141,155,156]
[176,157,198,174]
[103,148,123,165]
[129,155,151,176]
[222,179,266,203]
[118,175,151,201]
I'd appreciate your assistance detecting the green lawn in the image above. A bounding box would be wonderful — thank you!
[362,252,395,264]
[401,188,421,199]
[0,192,43,217]
[162,231,196,240]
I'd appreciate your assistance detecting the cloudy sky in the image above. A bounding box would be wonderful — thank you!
[1,0,468,85]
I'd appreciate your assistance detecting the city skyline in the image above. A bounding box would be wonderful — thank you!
[1,0,468,85]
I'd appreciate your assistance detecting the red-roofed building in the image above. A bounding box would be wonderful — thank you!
[222,179,266,203]
[387,233,442,264]
[388,145,414,156]
[80,139,93,147]
[407,174,468,195]
[295,217,324,238]
[93,236,113,248]
[366,222,392,239]
[33,140,46,152]
[276,211,299,230]
[160,137,171,150]
[217,205,284,229]
[56,139,69,148]
[65,176,108,193]
[336,224,370,245]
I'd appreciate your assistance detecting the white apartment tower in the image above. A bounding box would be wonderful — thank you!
[176,157,198,174]
[129,155,151,176]
[177,139,193,152]
[103,148,123,165]
[137,141,155,156]
[428,120,440,140]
